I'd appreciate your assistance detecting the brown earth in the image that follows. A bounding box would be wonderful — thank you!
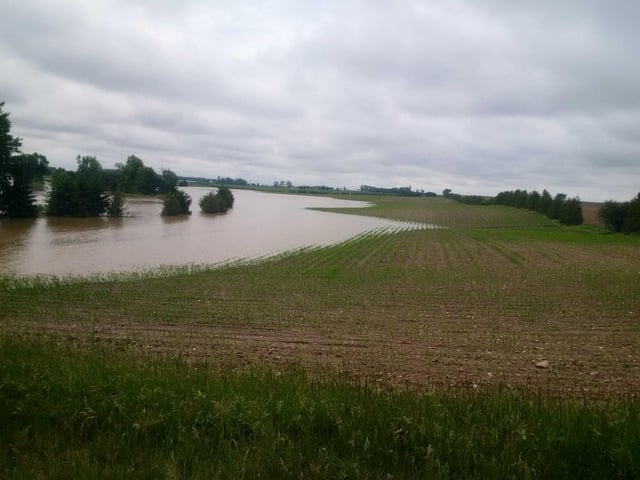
[581,202,604,226]
[8,299,638,400]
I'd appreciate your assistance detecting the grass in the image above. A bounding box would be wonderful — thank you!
[2,195,640,477]
[1,337,639,479]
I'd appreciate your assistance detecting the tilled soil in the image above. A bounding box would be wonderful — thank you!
[8,314,639,399]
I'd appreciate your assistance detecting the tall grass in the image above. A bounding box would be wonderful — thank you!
[1,337,638,479]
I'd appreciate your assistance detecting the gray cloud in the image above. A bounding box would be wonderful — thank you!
[1,0,639,201]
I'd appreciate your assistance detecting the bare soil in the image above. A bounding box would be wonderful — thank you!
[8,308,638,399]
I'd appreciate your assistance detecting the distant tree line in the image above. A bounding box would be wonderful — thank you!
[494,189,583,225]
[179,176,249,187]
[441,187,583,225]
[442,189,492,205]
[104,155,178,195]
[598,194,640,233]
[360,185,435,197]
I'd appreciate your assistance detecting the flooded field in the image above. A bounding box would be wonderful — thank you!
[0,188,421,276]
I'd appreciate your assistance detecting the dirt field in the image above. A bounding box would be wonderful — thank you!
[581,202,604,226]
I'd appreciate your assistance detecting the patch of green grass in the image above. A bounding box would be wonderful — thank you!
[323,196,558,229]
[1,337,639,479]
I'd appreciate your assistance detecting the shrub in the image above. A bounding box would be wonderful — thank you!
[161,190,191,216]
[106,192,125,217]
[598,201,627,233]
[199,186,235,214]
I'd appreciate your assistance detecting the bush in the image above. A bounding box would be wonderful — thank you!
[598,193,640,233]
[598,201,627,233]
[106,192,125,217]
[199,186,235,214]
[161,190,191,216]
[46,157,109,217]
[624,194,640,233]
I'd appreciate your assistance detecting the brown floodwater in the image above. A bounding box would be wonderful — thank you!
[0,188,423,277]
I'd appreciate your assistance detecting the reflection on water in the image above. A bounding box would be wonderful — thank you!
[0,188,418,276]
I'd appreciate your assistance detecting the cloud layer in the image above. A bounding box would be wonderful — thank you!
[2,0,639,200]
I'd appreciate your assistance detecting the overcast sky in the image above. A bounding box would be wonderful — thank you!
[1,1,639,201]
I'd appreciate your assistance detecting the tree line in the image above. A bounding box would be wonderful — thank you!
[494,189,583,225]
[598,194,640,233]
[1,102,235,218]
[442,188,584,226]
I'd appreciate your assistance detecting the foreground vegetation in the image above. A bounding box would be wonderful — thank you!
[1,338,639,479]
[2,195,640,477]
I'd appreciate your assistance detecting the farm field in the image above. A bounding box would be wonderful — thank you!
[2,196,639,396]
[2,196,640,477]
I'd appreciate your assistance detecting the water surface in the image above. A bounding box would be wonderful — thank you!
[0,188,417,276]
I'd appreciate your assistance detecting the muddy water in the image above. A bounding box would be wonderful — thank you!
[0,188,411,276]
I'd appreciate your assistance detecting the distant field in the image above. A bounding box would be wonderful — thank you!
[581,201,604,226]
[2,197,638,397]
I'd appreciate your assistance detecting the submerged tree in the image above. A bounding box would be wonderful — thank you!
[162,190,191,216]
[106,192,125,217]
[46,156,121,217]
[199,186,235,214]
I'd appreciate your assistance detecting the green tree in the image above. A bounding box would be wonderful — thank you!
[538,189,553,215]
[548,193,567,220]
[558,197,583,225]
[159,169,178,194]
[598,201,627,233]
[0,101,22,173]
[46,156,111,217]
[75,156,107,216]
[0,102,50,218]
[1,153,49,218]
[116,155,162,195]
[46,170,78,216]
[199,186,235,214]
[106,192,125,217]
[624,193,640,233]
[526,190,541,212]
[162,190,191,216]
[216,186,234,208]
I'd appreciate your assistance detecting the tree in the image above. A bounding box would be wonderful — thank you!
[159,169,178,194]
[538,189,553,216]
[548,193,567,220]
[199,186,235,214]
[0,153,48,218]
[624,193,640,233]
[162,190,191,216]
[0,103,49,218]
[116,155,162,195]
[199,192,225,214]
[216,186,234,209]
[558,197,583,225]
[75,156,107,216]
[106,192,125,217]
[0,101,22,171]
[598,201,627,233]
[526,190,541,212]
[46,156,114,217]
[46,170,78,216]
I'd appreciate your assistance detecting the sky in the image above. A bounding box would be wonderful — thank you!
[1,0,639,201]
